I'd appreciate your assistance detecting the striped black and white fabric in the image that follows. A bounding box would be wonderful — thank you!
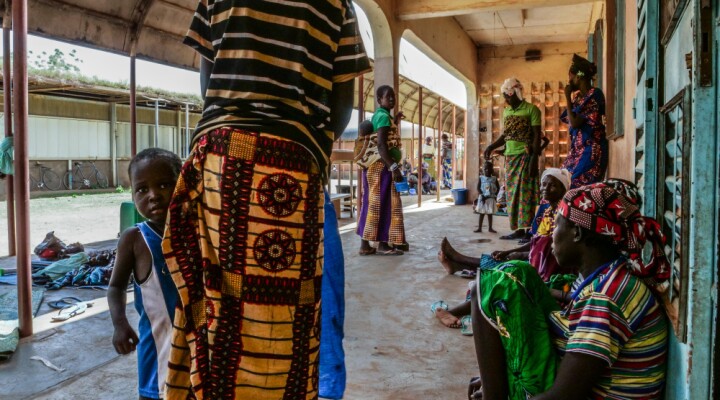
[184,0,371,172]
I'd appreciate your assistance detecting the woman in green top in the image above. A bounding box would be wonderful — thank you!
[484,77,541,241]
[356,85,407,255]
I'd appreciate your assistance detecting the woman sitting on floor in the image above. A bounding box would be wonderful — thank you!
[434,168,572,329]
[468,179,669,399]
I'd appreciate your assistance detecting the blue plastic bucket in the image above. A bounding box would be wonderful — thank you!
[451,188,467,205]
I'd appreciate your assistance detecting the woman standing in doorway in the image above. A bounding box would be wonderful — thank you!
[562,54,608,188]
[357,85,407,255]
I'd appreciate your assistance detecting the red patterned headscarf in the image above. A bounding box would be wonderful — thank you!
[557,179,671,291]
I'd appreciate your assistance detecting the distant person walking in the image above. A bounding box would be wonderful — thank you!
[562,54,608,188]
[422,136,437,180]
[162,1,370,398]
[440,133,453,189]
[484,77,541,240]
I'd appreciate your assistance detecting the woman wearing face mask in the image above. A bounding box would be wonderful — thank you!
[561,54,608,188]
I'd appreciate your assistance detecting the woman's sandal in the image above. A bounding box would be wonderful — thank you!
[430,300,449,314]
[460,315,473,336]
[377,248,403,256]
[48,296,83,309]
[468,376,483,400]
[499,231,525,240]
[457,269,477,279]
[358,248,377,256]
[51,302,88,322]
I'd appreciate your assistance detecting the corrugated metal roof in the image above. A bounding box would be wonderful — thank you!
[0,72,203,111]
[0,1,466,135]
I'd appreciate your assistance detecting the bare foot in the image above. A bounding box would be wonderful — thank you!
[473,227,482,233]
[438,237,467,275]
[434,309,461,328]
[488,228,497,233]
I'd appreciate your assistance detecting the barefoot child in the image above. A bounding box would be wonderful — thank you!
[474,160,498,233]
[108,148,182,400]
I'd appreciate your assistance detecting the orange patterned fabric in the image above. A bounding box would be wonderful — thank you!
[357,162,406,246]
[163,128,324,399]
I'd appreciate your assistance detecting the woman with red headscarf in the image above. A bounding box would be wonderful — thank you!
[468,179,670,400]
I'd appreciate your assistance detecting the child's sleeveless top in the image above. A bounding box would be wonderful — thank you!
[134,222,178,399]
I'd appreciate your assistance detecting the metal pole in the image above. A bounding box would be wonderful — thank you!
[13,0,32,337]
[410,122,414,169]
[184,103,190,158]
[356,75,364,218]
[463,109,468,187]
[130,56,137,156]
[437,98,442,202]
[417,87,423,207]
[154,99,159,147]
[110,103,117,187]
[452,105,457,190]
[175,107,181,155]
[3,23,15,257]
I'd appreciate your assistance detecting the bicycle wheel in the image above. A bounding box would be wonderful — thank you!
[41,170,63,191]
[64,171,84,190]
[94,170,109,189]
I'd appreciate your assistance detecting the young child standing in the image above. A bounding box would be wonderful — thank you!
[474,160,499,233]
[107,148,182,400]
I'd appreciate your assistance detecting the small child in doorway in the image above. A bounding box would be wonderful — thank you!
[474,160,498,233]
[107,148,182,400]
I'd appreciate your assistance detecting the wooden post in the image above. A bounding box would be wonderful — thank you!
[410,122,414,169]
[452,105,457,189]
[130,56,137,156]
[13,0,32,337]
[3,23,15,257]
[463,109,468,187]
[437,97,442,202]
[417,87,423,206]
[356,74,364,218]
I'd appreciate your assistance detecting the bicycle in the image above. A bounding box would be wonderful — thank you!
[29,162,63,191]
[63,161,109,190]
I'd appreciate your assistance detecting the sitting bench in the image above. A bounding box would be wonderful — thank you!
[329,193,351,218]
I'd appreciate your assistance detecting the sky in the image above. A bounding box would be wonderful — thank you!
[0,4,466,106]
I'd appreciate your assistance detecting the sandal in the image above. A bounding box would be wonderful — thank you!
[430,300,449,314]
[51,302,88,322]
[377,248,403,256]
[460,315,473,336]
[457,269,477,279]
[394,242,410,252]
[358,248,377,256]
[499,231,525,240]
[48,296,83,309]
[468,376,482,400]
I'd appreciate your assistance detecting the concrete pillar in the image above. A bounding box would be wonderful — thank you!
[464,102,479,198]
[110,103,117,187]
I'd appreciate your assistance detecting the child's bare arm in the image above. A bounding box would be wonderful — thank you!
[107,227,140,355]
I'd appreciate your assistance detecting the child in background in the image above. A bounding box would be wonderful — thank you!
[496,184,507,213]
[352,120,375,168]
[474,160,499,233]
[107,148,182,400]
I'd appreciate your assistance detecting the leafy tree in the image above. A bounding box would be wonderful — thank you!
[29,48,83,73]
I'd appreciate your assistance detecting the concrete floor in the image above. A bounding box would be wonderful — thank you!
[0,192,520,400]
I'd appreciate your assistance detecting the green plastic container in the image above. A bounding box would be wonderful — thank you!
[119,201,146,234]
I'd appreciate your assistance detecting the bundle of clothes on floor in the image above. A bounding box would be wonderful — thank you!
[30,232,116,290]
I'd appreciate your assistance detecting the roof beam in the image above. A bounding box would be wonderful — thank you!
[396,0,597,20]
[127,0,157,55]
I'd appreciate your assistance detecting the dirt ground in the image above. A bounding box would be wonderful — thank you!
[0,192,132,258]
